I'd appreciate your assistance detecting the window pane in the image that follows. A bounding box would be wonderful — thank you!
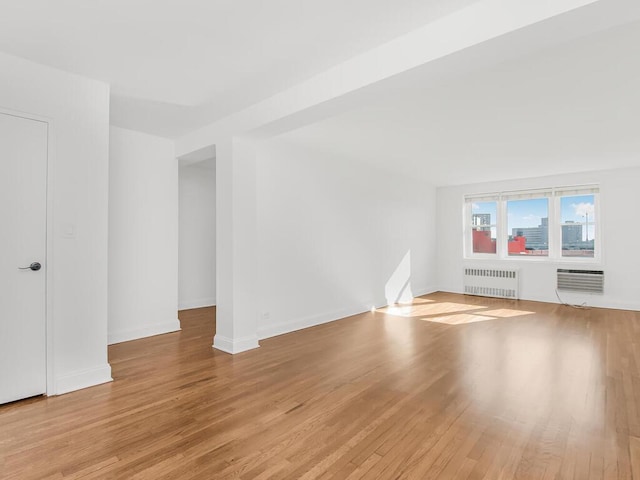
[471,202,496,254]
[507,198,549,256]
[560,194,595,257]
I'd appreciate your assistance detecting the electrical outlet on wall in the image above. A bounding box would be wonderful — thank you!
[261,312,270,321]
[61,223,76,239]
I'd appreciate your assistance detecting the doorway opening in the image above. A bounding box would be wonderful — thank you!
[178,157,216,329]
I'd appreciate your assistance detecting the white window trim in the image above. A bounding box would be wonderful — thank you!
[464,201,499,260]
[464,185,601,264]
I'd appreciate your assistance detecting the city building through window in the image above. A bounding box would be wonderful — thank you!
[471,202,497,254]
[465,186,599,260]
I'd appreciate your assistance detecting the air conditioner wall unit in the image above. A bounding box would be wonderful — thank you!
[557,269,604,294]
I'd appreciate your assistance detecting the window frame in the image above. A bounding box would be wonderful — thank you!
[464,185,601,263]
[464,197,500,259]
[468,200,499,257]
[505,194,551,258]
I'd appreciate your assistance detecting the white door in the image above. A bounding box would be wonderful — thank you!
[0,112,48,404]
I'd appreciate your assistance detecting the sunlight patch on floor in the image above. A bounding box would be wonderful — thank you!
[403,298,435,306]
[421,313,496,325]
[481,308,535,318]
[380,301,484,318]
[379,298,537,325]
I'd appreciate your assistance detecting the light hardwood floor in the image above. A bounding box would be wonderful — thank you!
[1,292,640,479]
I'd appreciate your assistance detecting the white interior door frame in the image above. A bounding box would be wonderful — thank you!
[0,106,55,397]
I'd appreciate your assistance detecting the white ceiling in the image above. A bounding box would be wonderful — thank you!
[0,0,481,138]
[4,0,639,185]
[277,20,640,186]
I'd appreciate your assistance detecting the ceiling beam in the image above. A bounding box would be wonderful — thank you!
[176,0,613,157]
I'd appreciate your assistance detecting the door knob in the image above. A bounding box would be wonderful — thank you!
[18,262,41,271]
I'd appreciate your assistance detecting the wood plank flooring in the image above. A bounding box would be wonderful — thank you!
[1,292,640,479]
[631,437,640,480]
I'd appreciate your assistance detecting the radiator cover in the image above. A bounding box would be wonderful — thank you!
[463,268,519,299]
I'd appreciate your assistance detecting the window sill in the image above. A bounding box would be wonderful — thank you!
[464,255,602,267]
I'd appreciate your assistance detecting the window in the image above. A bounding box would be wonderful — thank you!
[464,185,599,261]
[507,198,549,256]
[471,201,497,254]
[560,193,596,258]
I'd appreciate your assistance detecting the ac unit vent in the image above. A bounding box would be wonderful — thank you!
[463,268,519,299]
[557,269,604,294]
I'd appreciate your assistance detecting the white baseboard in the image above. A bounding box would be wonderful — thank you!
[257,304,373,340]
[413,286,438,298]
[54,364,112,395]
[178,297,216,310]
[257,288,439,341]
[439,287,640,312]
[108,319,181,345]
[213,334,260,354]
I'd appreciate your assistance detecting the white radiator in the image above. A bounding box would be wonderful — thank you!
[557,269,604,294]
[463,268,519,299]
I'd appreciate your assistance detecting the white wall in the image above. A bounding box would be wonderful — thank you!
[256,139,437,339]
[437,167,640,311]
[108,127,180,344]
[178,162,216,310]
[0,52,111,394]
